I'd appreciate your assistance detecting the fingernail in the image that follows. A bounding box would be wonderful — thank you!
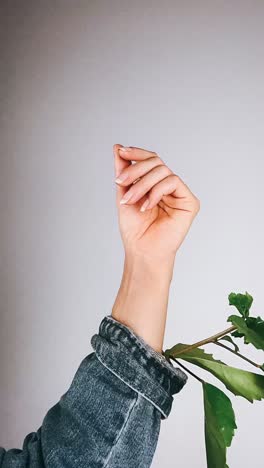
[119,147,132,152]
[140,199,150,212]
[120,190,133,204]
[115,173,128,184]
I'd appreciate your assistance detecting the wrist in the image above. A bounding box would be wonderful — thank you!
[123,250,176,285]
[111,252,176,353]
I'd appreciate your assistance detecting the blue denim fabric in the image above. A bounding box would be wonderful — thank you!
[0,315,187,467]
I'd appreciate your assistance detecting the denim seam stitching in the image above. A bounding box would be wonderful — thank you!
[91,334,174,400]
[95,353,168,419]
[102,391,138,468]
[96,336,171,398]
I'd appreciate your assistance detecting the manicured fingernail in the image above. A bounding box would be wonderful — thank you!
[140,199,150,212]
[119,147,132,152]
[120,190,133,204]
[115,173,128,184]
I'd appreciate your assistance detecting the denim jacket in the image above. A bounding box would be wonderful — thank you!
[0,315,187,467]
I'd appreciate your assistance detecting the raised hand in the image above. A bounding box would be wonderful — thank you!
[113,144,200,263]
[112,144,200,352]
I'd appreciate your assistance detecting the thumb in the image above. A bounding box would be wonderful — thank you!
[113,144,131,203]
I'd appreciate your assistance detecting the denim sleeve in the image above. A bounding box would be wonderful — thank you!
[0,315,187,467]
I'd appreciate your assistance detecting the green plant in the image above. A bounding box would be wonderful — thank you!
[163,292,264,468]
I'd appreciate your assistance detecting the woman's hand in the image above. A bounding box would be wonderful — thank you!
[112,143,200,352]
[113,144,200,265]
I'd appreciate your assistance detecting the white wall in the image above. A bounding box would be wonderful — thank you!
[0,2,263,467]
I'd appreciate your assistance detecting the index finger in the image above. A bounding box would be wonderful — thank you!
[119,146,164,163]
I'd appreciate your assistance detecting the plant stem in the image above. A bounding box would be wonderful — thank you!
[214,341,264,371]
[170,356,204,383]
[169,325,237,357]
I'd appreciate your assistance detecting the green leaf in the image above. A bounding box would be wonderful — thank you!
[218,335,240,353]
[164,343,221,362]
[168,344,264,402]
[204,382,237,447]
[203,382,237,468]
[231,330,245,339]
[228,292,253,318]
[228,315,264,350]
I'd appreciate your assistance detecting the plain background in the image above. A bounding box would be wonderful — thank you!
[0,1,263,467]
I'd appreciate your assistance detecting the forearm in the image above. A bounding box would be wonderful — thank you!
[112,252,176,353]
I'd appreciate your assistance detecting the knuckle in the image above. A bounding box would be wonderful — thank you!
[149,165,164,178]
[156,164,172,177]
[157,153,167,165]
[154,151,167,165]
[193,196,201,212]
[152,155,163,166]
[171,173,180,183]
[167,167,174,175]
[162,165,172,176]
